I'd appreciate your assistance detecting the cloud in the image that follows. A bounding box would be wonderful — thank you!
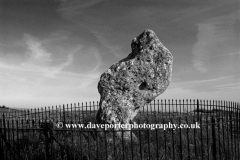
[192,22,216,73]
[4,33,102,78]
[192,11,239,73]
[159,75,240,102]
[24,34,52,64]
[159,86,240,103]
[58,2,124,58]
[171,76,231,86]
[214,82,240,91]
[59,0,108,17]
[87,47,102,73]
[19,34,73,78]
[72,0,108,9]
[89,29,125,58]
[42,30,71,43]
[215,51,240,57]
[192,76,233,83]
[169,75,239,93]
[0,32,103,108]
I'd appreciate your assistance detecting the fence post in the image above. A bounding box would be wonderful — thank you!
[40,122,53,160]
[45,127,50,160]
[63,105,66,124]
[211,116,217,160]
[197,99,199,121]
[0,114,6,160]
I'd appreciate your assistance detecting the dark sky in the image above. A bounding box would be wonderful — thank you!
[0,0,239,108]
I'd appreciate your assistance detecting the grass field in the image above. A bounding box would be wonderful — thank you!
[1,110,239,160]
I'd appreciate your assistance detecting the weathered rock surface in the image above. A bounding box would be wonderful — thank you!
[96,29,173,141]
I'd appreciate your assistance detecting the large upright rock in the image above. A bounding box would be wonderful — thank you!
[96,29,173,140]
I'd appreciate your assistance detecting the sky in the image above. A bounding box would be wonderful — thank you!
[0,0,239,108]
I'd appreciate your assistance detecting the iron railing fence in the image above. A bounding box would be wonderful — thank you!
[0,99,240,160]
[2,99,240,121]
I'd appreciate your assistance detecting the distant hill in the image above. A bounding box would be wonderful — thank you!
[0,107,20,113]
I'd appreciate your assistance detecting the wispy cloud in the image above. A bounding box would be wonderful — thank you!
[171,76,231,86]
[169,76,239,93]
[59,0,108,17]
[192,11,239,73]
[89,29,125,58]
[19,34,73,78]
[0,33,102,107]
[214,82,240,91]
[192,22,217,73]
[192,76,233,83]
[214,51,240,57]
[24,34,51,62]
[0,33,102,78]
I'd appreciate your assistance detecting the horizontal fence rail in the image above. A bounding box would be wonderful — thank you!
[0,99,240,160]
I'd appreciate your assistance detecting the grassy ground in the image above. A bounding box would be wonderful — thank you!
[1,112,239,160]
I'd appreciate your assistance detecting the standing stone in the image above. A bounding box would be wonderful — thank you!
[96,29,173,141]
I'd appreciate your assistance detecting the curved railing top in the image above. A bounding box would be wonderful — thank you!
[1,99,239,120]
